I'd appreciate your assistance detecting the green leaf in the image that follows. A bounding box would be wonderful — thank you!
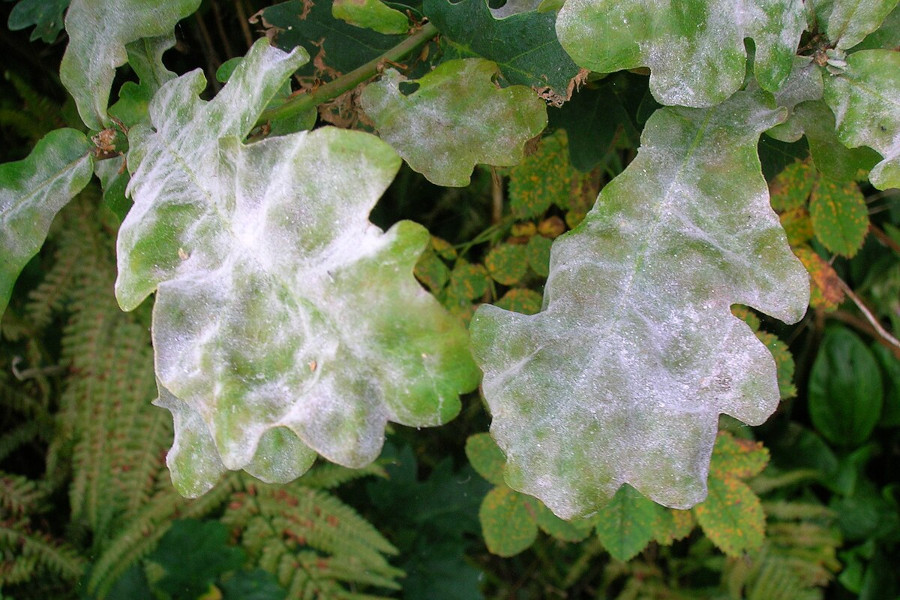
[823,49,900,190]
[479,486,538,556]
[792,101,880,183]
[509,131,573,218]
[466,433,507,486]
[693,476,765,556]
[494,288,543,314]
[534,501,593,542]
[59,0,202,130]
[709,431,769,480]
[360,59,547,186]
[757,331,797,399]
[849,3,900,51]
[768,160,815,211]
[526,234,552,277]
[470,90,809,519]
[220,569,286,600]
[109,35,181,129]
[809,179,869,257]
[332,0,410,34]
[119,40,479,497]
[556,0,804,107]
[593,485,658,562]
[448,262,490,300]
[485,243,529,285]
[414,245,451,292]
[871,344,900,427]
[812,0,899,50]
[809,328,884,447]
[1,128,93,319]
[423,0,580,98]
[7,0,69,43]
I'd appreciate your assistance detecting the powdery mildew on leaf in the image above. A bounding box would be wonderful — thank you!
[470,90,809,519]
[823,49,900,190]
[812,0,899,50]
[60,0,201,130]
[360,59,547,187]
[118,41,479,496]
[0,129,93,318]
[556,0,805,107]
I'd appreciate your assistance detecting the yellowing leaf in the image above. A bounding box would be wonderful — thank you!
[709,432,769,480]
[794,246,845,310]
[694,476,765,557]
[470,91,809,519]
[769,160,815,211]
[479,486,538,556]
[809,179,869,257]
[466,433,506,486]
[118,41,479,497]
[494,288,543,315]
[509,131,584,218]
[360,58,547,186]
[485,243,529,285]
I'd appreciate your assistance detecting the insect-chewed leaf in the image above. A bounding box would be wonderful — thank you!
[0,128,93,319]
[360,59,548,187]
[479,486,539,556]
[812,0,899,50]
[470,90,809,519]
[423,0,580,98]
[118,40,480,497]
[809,179,869,257]
[824,49,900,190]
[593,485,659,562]
[59,0,201,130]
[556,0,805,107]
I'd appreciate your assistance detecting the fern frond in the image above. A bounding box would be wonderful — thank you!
[0,421,42,463]
[297,461,388,490]
[0,518,85,586]
[2,71,65,140]
[0,472,45,515]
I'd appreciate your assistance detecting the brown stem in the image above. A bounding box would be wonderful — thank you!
[210,0,235,59]
[235,0,254,49]
[870,223,900,255]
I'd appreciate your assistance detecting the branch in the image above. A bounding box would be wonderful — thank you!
[834,278,900,358]
[255,22,438,128]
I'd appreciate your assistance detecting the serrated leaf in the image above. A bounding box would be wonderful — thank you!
[653,508,695,545]
[779,208,814,247]
[494,288,543,314]
[812,0,899,50]
[823,49,900,190]
[526,234,552,277]
[556,0,805,107]
[360,59,547,186]
[118,41,479,497]
[593,485,658,562]
[7,0,69,43]
[258,0,405,80]
[509,132,570,218]
[709,432,769,480]
[769,160,815,211]
[59,0,201,130]
[449,262,490,300]
[466,433,507,486]
[1,128,93,319]
[809,179,869,257]
[333,0,410,34]
[808,328,883,447]
[485,243,529,285]
[693,476,765,556]
[479,486,538,556]
[794,246,845,310]
[423,0,580,97]
[757,331,797,400]
[470,90,809,519]
[534,501,593,542]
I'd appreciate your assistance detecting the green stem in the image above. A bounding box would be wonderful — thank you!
[256,22,438,127]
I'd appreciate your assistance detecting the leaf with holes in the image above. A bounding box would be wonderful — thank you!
[360,59,547,186]
[470,90,809,519]
[1,128,93,319]
[118,40,479,497]
[556,0,805,107]
[809,179,869,258]
[59,0,201,130]
[824,49,900,190]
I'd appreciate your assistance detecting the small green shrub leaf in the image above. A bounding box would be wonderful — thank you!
[534,501,593,542]
[466,433,507,486]
[757,331,798,399]
[809,179,869,257]
[361,59,547,186]
[812,0,899,50]
[7,0,69,43]
[494,288,543,314]
[332,0,409,34]
[470,90,809,519]
[556,0,804,107]
[808,328,884,447]
[414,246,451,292]
[709,432,769,480]
[449,263,491,300]
[423,0,580,97]
[769,160,815,211]
[526,235,552,277]
[485,243,529,285]
[509,131,572,218]
[823,49,900,190]
[593,485,658,562]
[693,476,765,557]
[479,486,538,556]
[872,344,900,427]
[0,128,93,319]
[119,41,479,497]
[60,0,202,130]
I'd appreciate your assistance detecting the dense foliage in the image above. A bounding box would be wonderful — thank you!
[0,0,898,598]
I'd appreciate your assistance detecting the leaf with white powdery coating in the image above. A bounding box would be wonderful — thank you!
[360,59,547,187]
[470,90,809,519]
[1,128,93,319]
[119,40,479,497]
[556,0,805,107]
[60,0,201,130]
[823,49,900,190]
[812,0,899,50]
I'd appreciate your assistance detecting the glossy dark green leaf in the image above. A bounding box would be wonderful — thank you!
[424,0,579,98]
[809,328,884,446]
[871,344,900,427]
